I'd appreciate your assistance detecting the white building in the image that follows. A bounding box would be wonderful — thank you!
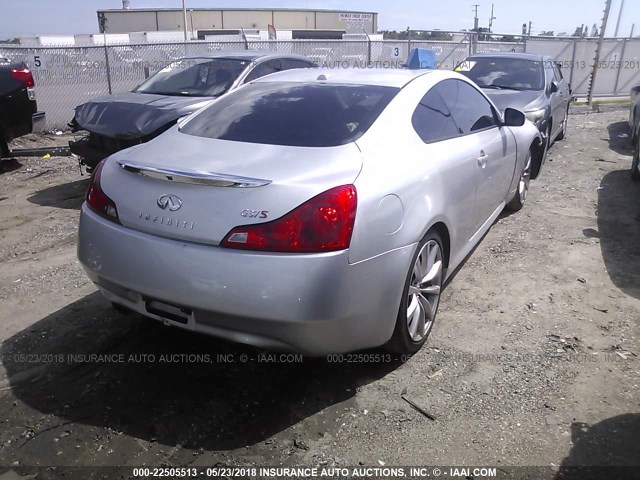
[97,7,378,37]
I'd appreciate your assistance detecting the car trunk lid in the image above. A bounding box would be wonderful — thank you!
[74,92,212,139]
[99,127,362,245]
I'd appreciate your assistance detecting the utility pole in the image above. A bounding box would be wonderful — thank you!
[472,4,480,52]
[614,0,625,37]
[472,4,480,30]
[528,21,532,36]
[182,0,188,41]
[488,3,496,33]
[588,0,613,106]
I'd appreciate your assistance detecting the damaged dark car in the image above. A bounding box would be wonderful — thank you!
[456,53,571,179]
[69,51,315,171]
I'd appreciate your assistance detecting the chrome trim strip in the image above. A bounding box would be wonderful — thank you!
[117,161,271,188]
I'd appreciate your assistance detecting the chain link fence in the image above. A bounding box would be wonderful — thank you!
[2,35,639,130]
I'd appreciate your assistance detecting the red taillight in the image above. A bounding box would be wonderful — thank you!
[222,185,357,253]
[86,161,120,224]
[10,68,35,88]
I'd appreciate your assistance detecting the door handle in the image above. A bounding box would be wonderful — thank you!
[477,151,488,168]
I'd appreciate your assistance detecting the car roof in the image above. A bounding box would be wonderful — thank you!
[253,67,435,88]
[177,51,312,62]
[467,52,549,62]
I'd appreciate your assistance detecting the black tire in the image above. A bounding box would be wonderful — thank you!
[556,108,568,141]
[506,150,532,212]
[531,124,550,180]
[632,141,640,182]
[387,231,445,354]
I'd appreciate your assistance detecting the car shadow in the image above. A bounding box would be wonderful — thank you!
[0,158,22,175]
[593,170,640,300]
[605,121,633,157]
[554,414,640,479]
[27,179,89,210]
[0,292,402,455]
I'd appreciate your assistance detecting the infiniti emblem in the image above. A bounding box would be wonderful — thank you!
[157,194,183,211]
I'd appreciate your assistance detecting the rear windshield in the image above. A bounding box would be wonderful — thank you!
[180,82,399,147]
[456,57,544,91]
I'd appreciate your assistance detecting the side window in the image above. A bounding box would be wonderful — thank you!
[545,66,555,88]
[412,87,461,143]
[553,64,563,81]
[281,58,314,70]
[244,59,282,83]
[437,79,497,134]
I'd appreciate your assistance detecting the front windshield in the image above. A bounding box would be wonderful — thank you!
[135,58,250,97]
[456,57,544,91]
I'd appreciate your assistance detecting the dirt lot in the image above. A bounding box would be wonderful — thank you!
[0,112,639,479]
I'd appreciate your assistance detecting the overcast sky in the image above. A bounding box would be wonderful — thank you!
[0,0,638,37]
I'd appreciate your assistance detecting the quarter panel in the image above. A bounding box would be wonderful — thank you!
[349,71,480,270]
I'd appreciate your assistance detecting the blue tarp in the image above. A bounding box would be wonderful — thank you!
[406,48,437,70]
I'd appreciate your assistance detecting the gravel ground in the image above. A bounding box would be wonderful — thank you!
[0,112,638,479]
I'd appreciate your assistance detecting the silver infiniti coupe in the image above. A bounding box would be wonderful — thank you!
[77,68,541,355]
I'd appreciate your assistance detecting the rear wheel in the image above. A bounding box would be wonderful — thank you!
[387,231,445,354]
[506,150,532,212]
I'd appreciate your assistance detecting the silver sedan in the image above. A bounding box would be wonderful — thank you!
[77,68,540,355]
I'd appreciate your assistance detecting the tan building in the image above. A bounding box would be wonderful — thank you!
[97,8,378,36]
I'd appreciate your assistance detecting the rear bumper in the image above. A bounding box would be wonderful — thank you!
[3,110,44,142]
[69,136,109,168]
[69,132,142,168]
[77,205,414,355]
[32,111,46,133]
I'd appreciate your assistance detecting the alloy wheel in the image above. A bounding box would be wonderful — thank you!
[406,240,443,342]
[519,153,532,204]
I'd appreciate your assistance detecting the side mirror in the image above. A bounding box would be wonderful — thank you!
[503,107,526,127]
[550,81,559,94]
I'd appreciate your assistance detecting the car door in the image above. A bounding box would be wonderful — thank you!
[411,85,478,247]
[545,60,563,139]
[552,62,570,135]
[437,79,516,232]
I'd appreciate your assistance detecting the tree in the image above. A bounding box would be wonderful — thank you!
[381,30,452,41]
[539,31,555,36]
[380,30,409,40]
[591,24,599,37]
